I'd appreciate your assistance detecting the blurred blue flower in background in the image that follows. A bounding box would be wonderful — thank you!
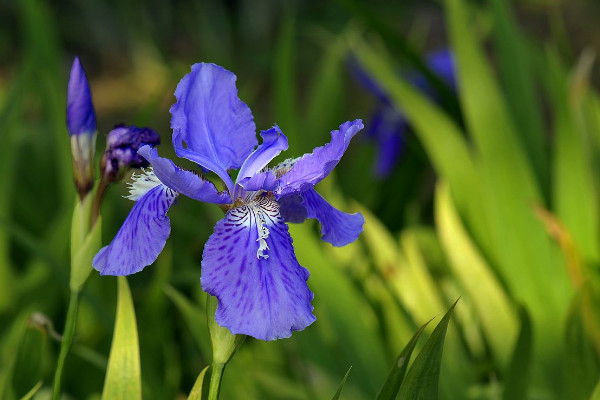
[93,63,365,341]
[352,49,456,178]
[67,57,97,198]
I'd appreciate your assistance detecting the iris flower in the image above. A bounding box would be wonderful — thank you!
[352,49,456,178]
[93,63,365,340]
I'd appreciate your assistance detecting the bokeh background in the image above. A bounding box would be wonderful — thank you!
[2,0,600,399]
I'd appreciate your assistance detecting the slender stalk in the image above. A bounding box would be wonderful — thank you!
[52,289,80,400]
[91,178,109,225]
[207,362,225,400]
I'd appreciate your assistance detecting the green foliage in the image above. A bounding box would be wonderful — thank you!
[102,277,141,400]
[1,0,600,399]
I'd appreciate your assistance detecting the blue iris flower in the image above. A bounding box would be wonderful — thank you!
[93,63,365,341]
[353,49,456,178]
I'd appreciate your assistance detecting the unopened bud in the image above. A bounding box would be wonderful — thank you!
[67,57,97,200]
[100,124,160,182]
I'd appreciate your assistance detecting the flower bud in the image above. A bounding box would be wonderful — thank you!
[67,57,97,199]
[100,125,161,182]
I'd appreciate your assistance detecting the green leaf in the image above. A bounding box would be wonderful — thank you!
[490,0,547,189]
[563,284,600,400]
[273,11,298,150]
[12,319,48,397]
[445,0,571,368]
[350,37,490,255]
[331,366,352,400]
[376,319,432,400]
[102,277,141,400]
[188,366,209,400]
[502,306,532,400]
[19,381,42,400]
[435,181,517,367]
[397,300,458,400]
[590,378,600,400]
[164,285,211,358]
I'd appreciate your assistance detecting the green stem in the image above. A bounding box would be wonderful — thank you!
[52,289,80,400]
[207,362,225,400]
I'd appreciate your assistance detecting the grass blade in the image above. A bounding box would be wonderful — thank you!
[331,366,352,400]
[397,300,458,400]
[102,277,141,400]
[502,306,532,400]
[188,365,209,400]
[376,319,432,400]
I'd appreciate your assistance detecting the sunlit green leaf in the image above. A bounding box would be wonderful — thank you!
[376,319,431,400]
[331,366,352,400]
[435,181,516,367]
[102,277,141,400]
[188,365,209,400]
[397,300,458,400]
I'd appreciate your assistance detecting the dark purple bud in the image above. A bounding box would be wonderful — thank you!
[101,124,161,182]
[67,57,97,137]
[67,57,97,199]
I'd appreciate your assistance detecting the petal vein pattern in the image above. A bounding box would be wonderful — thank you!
[277,119,363,196]
[170,63,257,189]
[201,196,315,340]
[93,184,177,276]
[138,145,231,204]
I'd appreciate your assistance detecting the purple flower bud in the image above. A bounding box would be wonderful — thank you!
[67,57,97,199]
[67,57,96,137]
[101,124,161,182]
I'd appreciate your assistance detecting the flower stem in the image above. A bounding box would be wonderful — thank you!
[207,362,225,400]
[52,289,80,400]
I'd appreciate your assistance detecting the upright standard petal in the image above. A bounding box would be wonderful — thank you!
[236,126,288,184]
[170,63,257,189]
[67,57,96,136]
[93,184,177,276]
[278,189,364,246]
[276,120,364,196]
[138,146,231,204]
[201,196,315,341]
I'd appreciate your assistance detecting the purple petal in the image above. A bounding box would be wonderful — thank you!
[138,145,231,204]
[276,120,364,196]
[172,130,235,193]
[278,189,364,246]
[170,63,257,191]
[277,194,307,223]
[237,171,278,193]
[301,189,364,247]
[67,57,96,136]
[201,196,315,340]
[93,185,177,276]
[236,125,288,184]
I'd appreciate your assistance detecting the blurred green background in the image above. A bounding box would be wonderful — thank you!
[2,0,600,399]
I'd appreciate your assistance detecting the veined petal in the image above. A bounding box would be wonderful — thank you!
[276,120,363,196]
[201,196,315,341]
[236,126,288,184]
[93,184,177,276]
[237,170,277,193]
[170,63,257,190]
[138,145,231,204]
[301,189,364,247]
[173,130,235,193]
[278,189,364,246]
